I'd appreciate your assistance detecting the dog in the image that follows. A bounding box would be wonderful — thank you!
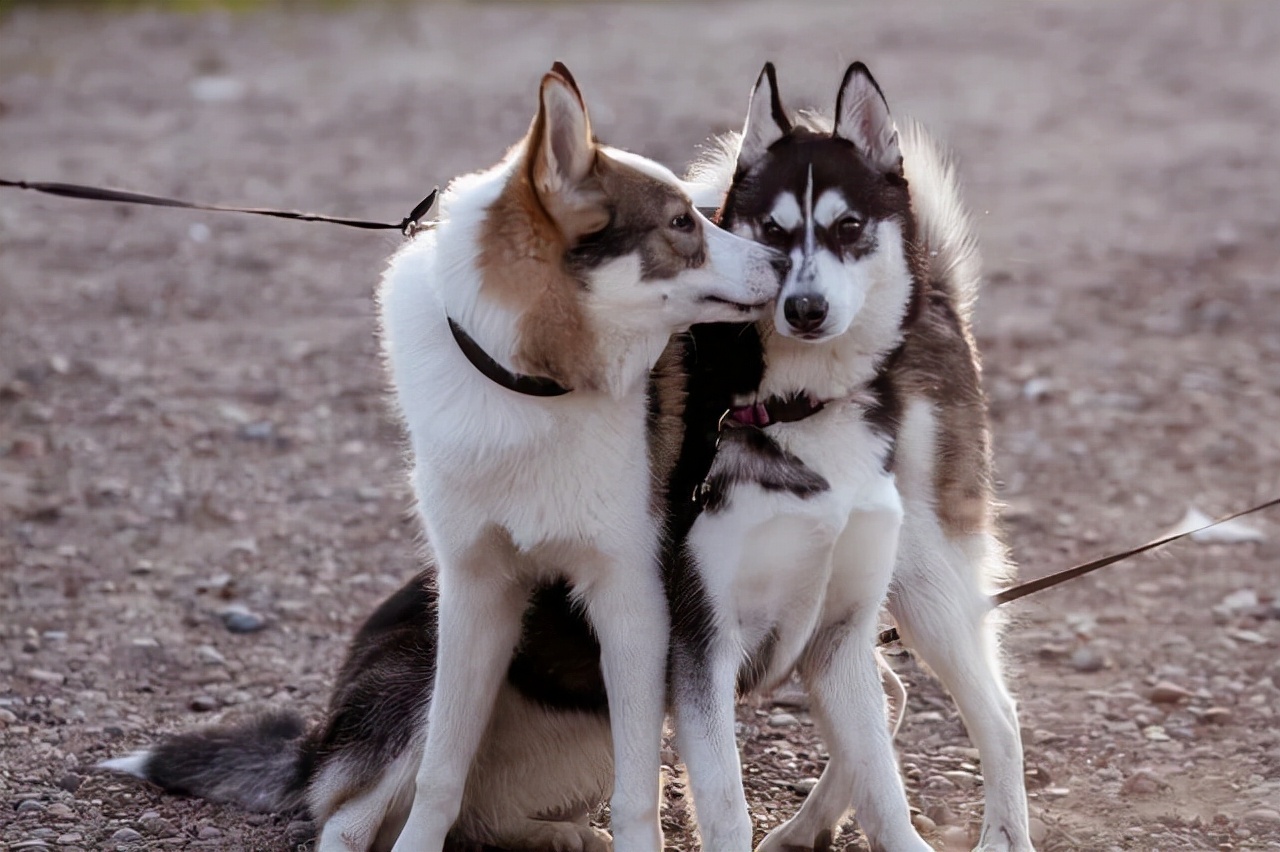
[658,63,1035,852]
[101,62,784,852]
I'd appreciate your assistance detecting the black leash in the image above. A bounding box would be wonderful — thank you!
[878,496,1280,646]
[0,178,438,236]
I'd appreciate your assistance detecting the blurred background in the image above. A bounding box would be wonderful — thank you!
[2,2,1278,850]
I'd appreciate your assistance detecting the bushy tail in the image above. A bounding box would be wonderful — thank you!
[99,709,313,814]
[898,120,983,321]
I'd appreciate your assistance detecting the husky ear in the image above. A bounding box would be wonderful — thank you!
[737,62,791,172]
[833,62,901,175]
[531,62,607,236]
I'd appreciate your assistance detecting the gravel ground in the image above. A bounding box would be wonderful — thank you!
[2,2,1279,850]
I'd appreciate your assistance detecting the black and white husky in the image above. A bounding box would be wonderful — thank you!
[101,63,783,852]
[663,63,1034,851]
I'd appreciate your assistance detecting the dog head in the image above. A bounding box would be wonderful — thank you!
[467,63,784,396]
[720,62,916,344]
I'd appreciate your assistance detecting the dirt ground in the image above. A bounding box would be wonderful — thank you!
[2,2,1279,850]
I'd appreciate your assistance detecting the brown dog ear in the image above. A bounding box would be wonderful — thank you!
[737,62,791,173]
[832,62,901,175]
[530,64,607,237]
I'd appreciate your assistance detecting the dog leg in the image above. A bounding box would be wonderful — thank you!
[889,521,1034,852]
[585,561,667,852]
[671,634,754,851]
[390,564,527,852]
[758,499,929,852]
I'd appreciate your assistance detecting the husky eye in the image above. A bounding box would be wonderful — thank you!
[835,216,865,244]
[670,213,695,232]
[759,218,788,245]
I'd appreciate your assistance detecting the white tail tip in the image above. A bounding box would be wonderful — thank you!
[98,751,151,778]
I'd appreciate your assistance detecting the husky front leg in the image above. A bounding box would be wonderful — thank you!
[670,632,753,851]
[390,552,527,852]
[889,518,1034,852]
[585,557,668,852]
[759,496,929,852]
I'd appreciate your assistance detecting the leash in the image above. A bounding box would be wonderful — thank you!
[877,496,1280,646]
[0,178,438,237]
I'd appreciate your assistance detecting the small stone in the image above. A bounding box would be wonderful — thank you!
[1200,706,1232,725]
[284,820,315,845]
[219,605,267,634]
[55,833,83,845]
[1121,769,1164,795]
[925,801,955,826]
[1142,725,1171,742]
[942,769,980,789]
[17,799,46,813]
[196,826,223,840]
[195,645,226,665]
[767,712,799,727]
[1149,681,1193,704]
[938,825,969,846]
[237,421,275,441]
[1043,786,1071,798]
[190,695,218,712]
[55,773,82,793]
[0,707,18,725]
[109,828,143,843]
[791,777,818,795]
[46,802,75,819]
[26,668,66,685]
[1069,646,1105,673]
[1242,808,1280,824]
[912,813,937,833]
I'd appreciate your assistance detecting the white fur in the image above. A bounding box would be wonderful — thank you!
[383,130,781,852]
[97,752,149,778]
[812,190,849,229]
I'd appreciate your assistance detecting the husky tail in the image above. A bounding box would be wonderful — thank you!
[99,708,314,813]
[897,120,983,321]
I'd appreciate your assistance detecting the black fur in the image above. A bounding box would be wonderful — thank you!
[699,424,830,514]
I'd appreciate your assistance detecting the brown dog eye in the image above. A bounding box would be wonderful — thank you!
[836,216,864,243]
[670,213,695,232]
[760,218,788,246]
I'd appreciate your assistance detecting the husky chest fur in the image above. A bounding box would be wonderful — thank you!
[666,63,1033,852]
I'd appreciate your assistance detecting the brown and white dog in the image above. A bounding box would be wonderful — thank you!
[662,62,1034,851]
[101,63,784,852]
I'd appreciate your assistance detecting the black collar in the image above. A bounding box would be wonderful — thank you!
[448,317,572,398]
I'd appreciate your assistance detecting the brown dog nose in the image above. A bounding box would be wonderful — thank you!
[784,294,828,333]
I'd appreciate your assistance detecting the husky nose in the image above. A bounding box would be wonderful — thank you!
[784,294,828,333]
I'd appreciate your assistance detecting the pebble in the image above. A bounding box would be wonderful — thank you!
[1028,816,1049,845]
[942,769,980,789]
[10,841,51,851]
[1149,681,1193,704]
[196,645,227,665]
[190,695,218,712]
[1121,768,1164,795]
[925,801,956,826]
[26,668,67,685]
[46,803,75,819]
[197,826,223,840]
[791,777,818,795]
[1242,808,1280,825]
[912,813,937,833]
[937,825,969,846]
[109,828,143,843]
[55,833,83,846]
[1200,706,1232,725]
[17,799,46,814]
[220,605,267,634]
[0,707,18,725]
[767,712,799,727]
[56,772,82,793]
[1069,646,1105,672]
